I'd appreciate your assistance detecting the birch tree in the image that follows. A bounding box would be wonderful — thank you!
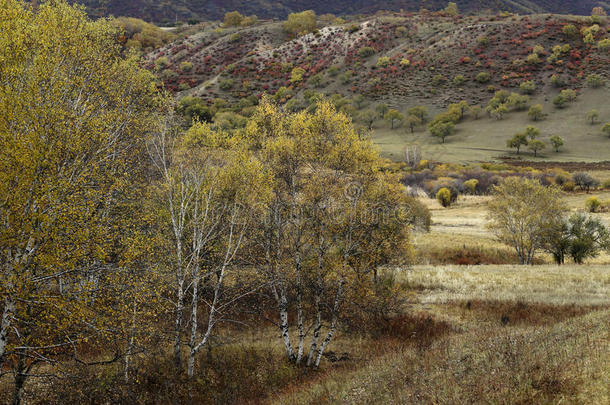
[149,119,268,377]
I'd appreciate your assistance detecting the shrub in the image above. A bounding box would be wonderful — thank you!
[357,46,376,58]
[400,58,411,67]
[453,74,466,85]
[553,94,567,108]
[477,36,490,47]
[475,71,490,83]
[219,78,234,90]
[586,74,604,88]
[562,24,578,38]
[432,74,447,86]
[436,187,452,207]
[562,181,575,192]
[180,61,193,72]
[327,65,340,76]
[284,10,316,38]
[550,74,565,88]
[154,56,169,70]
[603,123,610,138]
[376,56,391,67]
[290,67,306,83]
[602,179,610,189]
[573,172,600,192]
[527,104,545,121]
[585,196,601,212]
[598,38,610,51]
[520,80,536,94]
[464,179,479,195]
[241,15,258,26]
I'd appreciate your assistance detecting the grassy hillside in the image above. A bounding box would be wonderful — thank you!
[373,88,610,162]
[61,0,607,22]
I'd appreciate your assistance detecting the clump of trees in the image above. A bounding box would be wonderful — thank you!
[284,10,317,38]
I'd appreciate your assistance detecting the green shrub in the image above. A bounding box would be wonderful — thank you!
[520,80,536,94]
[357,46,375,58]
[180,61,193,72]
[602,179,610,189]
[219,78,234,90]
[586,74,604,88]
[475,71,490,83]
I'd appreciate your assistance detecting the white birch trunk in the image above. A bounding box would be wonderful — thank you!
[0,296,14,369]
[314,277,344,368]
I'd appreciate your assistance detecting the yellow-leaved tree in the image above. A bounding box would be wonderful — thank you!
[0,1,166,402]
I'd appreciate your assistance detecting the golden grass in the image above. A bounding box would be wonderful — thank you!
[399,264,610,305]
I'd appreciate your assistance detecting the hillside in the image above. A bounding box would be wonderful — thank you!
[147,11,609,162]
[61,0,607,22]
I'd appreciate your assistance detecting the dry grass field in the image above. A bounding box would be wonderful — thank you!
[275,264,610,404]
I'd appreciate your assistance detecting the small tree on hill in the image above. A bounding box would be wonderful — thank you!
[408,106,428,123]
[586,110,599,124]
[603,123,610,138]
[528,104,545,121]
[384,109,404,129]
[224,11,244,26]
[284,10,316,38]
[586,74,604,88]
[550,135,564,152]
[520,80,536,94]
[359,109,377,130]
[405,114,422,133]
[524,125,540,140]
[528,139,546,157]
[444,2,459,16]
[507,133,528,154]
[429,121,455,143]
[376,103,389,118]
